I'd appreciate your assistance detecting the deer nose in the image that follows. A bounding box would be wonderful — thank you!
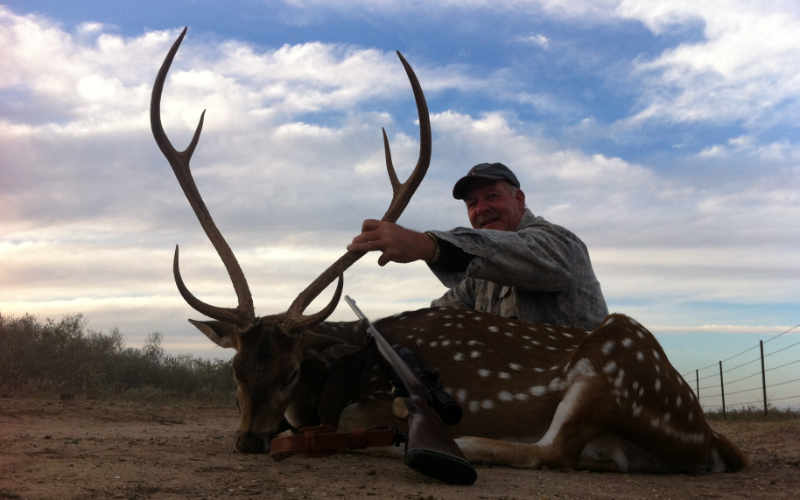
[235,430,271,454]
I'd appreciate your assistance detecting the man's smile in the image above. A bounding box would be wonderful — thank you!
[477,211,501,229]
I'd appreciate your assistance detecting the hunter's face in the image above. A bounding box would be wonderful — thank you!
[464,179,526,232]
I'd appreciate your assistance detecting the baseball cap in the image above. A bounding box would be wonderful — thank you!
[452,162,520,200]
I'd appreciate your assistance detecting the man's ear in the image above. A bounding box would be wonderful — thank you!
[515,188,526,210]
[302,331,361,364]
[188,319,240,350]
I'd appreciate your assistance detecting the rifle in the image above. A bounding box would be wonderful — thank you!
[345,296,477,486]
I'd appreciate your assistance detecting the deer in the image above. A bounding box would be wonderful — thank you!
[151,28,747,476]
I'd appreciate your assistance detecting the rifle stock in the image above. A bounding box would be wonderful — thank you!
[394,396,477,485]
[345,296,477,486]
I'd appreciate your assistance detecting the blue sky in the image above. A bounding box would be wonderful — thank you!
[1,1,799,406]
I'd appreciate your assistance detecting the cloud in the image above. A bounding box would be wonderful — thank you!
[517,34,550,48]
[618,0,800,127]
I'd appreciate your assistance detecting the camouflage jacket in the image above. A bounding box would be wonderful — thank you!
[427,209,608,330]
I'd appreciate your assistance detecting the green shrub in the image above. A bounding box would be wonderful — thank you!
[0,313,235,402]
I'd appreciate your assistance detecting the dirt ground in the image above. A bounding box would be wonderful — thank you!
[1,397,798,500]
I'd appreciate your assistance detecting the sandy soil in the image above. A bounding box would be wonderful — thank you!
[1,397,798,500]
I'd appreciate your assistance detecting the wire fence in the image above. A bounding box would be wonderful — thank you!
[681,323,800,416]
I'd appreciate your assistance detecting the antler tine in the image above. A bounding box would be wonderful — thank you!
[282,51,431,333]
[381,50,432,224]
[151,28,255,328]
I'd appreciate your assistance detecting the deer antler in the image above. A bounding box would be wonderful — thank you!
[281,51,431,333]
[151,28,255,329]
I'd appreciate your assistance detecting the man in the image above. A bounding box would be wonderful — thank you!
[347,162,608,330]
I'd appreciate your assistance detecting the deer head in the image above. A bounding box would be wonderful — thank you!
[150,28,431,453]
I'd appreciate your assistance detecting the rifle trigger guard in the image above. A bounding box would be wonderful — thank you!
[392,426,408,447]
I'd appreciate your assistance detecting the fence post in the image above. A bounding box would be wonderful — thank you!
[760,340,767,416]
[719,361,726,420]
[696,369,700,402]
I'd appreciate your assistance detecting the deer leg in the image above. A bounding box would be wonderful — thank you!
[337,393,404,432]
[456,379,603,469]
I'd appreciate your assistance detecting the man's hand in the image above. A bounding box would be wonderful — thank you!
[347,220,436,267]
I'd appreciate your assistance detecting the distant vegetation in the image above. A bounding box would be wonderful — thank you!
[705,405,800,422]
[0,313,235,403]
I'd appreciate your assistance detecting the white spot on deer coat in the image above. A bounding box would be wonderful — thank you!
[441,340,451,346]
[416,339,423,346]
[509,363,522,371]
[481,399,494,409]
[548,377,563,392]
[622,338,633,348]
[488,326,499,332]
[603,361,617,374]
[470,351,481,358]
[504,332,513,337]
[632,404,642,417]
[474,316,482,321]
[636,351,645,362]
[602,341,615,355]
[652,349,661,360]
[655,378,662,393]
[498,372,510,379]
[534,367,544,373]
[443,323,451,327]
[453,353,464,361]
[430,341,438,347]
[455,389,467,403]
[530,386,547,396]
[498,391,513,402]
[515,393,529,401]
[478,369,491,377]
[676,396,682,408]
[469,401,480,412]
[614,369,625,389]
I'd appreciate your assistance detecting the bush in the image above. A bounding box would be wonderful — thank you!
[0,313,235,402]
[705,404,800,422]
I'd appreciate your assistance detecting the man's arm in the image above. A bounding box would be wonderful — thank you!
[347,219,437,266]
[427,220,577,292]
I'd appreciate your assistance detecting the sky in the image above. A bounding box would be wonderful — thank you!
[1,1,799,408]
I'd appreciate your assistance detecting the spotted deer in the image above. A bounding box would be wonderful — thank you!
[151,29,747,474]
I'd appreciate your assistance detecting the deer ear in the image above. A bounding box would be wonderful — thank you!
[302,332,361,363]
[189,319,240,350]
